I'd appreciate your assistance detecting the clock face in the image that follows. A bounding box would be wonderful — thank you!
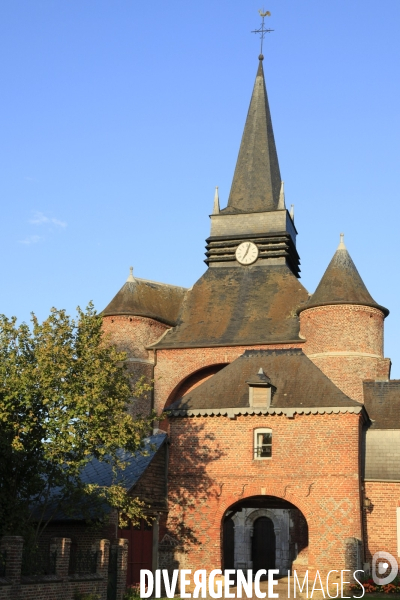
[235,241,259,265]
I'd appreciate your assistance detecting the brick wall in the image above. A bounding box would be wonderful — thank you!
[0,536,127,600]
[300,305,389,402]
[363,481,400,567]
[165,411,363,572]
[39,516,118,554]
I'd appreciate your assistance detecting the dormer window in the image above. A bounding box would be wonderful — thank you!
[246,368,275,409]
[251,386,272,407]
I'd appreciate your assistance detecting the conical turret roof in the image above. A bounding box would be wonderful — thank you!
[102,270,187,326]
[300,236,389,316]
[222,57,281,214]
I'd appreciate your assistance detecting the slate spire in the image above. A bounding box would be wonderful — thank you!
[301,234,389,316]
[224,56,281,214]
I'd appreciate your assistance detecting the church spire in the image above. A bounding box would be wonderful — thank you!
[223,56,281,214]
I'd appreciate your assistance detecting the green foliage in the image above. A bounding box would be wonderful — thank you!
[123,586,141,600]
[73,592,100,600]
[0,303,156,541]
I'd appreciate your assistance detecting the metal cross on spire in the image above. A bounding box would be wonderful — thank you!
[251,9,274,57]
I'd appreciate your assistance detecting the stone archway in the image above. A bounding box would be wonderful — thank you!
[222,496,308,575]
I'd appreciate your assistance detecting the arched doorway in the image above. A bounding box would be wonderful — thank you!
[222,496,308,574]
[252,517,276,572]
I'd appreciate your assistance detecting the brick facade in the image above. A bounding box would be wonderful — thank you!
[165,412,363,572]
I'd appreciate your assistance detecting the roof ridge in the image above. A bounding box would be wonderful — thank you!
[130,276,188,290]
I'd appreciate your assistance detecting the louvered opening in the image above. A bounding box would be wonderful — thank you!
[250,386,271,408]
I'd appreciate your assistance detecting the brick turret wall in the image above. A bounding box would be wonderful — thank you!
[102,315,169,416]
[300,305,390,402]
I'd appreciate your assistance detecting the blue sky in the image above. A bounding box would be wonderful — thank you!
[1,1,400,374]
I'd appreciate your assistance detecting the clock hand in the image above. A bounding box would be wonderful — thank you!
[242,243,251,259]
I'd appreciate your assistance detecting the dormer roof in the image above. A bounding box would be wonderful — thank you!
[246,368,273,387]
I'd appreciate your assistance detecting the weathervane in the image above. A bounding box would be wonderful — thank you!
[252,9,274,57]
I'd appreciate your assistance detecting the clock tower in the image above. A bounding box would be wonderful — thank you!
[151,55,308,350]
[205,56,300,277]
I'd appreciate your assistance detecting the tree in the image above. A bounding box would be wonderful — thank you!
[0,303,155,542]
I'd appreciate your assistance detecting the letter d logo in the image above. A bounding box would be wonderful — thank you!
[372,551,398,585]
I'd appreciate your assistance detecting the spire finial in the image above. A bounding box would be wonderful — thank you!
[278,181,286,210]
[290,204,295,221]
[212,186,220,215]
[126,266,135,282]
[252,9,274,56]
[338,233,346,250]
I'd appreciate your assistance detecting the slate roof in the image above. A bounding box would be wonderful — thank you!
[102,276,187,326]
[363,381,400,429]
[361,382,400,481]
[151,265,309,349]
[363,429,400,481]
[299,239,388,316]
[37,433,167,522]
[80,433,167,490]
[169,349,362,411]
[223,58,281,214]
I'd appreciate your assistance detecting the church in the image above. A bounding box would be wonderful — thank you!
[101,51,400,584]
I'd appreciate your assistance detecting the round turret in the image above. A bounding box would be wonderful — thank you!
[101,269,187,416]
[299,236,390,402]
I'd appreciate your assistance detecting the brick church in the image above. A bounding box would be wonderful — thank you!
[101,53,400,582]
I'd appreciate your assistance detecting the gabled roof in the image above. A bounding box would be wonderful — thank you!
[222,57,281,214]
[169,349,361,412]
[151,265,309,349]
[102,273,187,326]
[299,236,388,316]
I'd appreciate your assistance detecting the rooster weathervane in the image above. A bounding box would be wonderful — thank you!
[252,9,274,57]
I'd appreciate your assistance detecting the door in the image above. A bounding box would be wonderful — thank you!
[252,517,276,573]
[119,519,153,586]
